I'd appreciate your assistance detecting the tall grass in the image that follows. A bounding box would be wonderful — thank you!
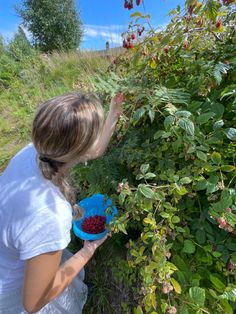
[0,50,112,171]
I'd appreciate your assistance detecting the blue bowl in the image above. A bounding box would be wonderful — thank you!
[73,193,118,241]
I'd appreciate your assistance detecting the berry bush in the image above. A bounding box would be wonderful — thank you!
[74,0,236,313]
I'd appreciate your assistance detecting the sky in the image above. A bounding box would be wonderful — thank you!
[0,0,185,51]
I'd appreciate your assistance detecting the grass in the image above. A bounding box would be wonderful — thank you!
[0,50,111,172]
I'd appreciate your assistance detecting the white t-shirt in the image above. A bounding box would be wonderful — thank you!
[0,143,73,294]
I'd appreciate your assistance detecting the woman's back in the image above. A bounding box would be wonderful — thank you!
[0,143,72,294]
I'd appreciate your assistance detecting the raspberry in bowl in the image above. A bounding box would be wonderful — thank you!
[73,194,118,241]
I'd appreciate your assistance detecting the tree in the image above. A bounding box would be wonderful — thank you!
[8,26,33,61]
[17,0,83,52]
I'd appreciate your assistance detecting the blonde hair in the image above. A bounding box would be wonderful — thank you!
[32,92,104,217]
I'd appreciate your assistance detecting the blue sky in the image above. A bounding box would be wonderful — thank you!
[0,0,185,50]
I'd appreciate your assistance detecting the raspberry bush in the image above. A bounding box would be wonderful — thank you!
[74,0,236,313]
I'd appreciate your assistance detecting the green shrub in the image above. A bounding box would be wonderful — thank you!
[73,1,236,313]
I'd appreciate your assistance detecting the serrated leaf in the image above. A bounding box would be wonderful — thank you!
[183,240,196,254]
[175,110,192,118]
[219,288,236,302]
[225,128,236,141]
[197,112,214,124]
[196,151,207,162]
[164,115,174,128]
[172,216,180,223]
[138,184,155,199]
[189,287,205,306]
[179,177,192,184]
[213,120,224,130]
[141,164,149,174]
[171,278,182,294]
[133,108,146,124]
[148,109,155,123]
[210,275,225,291]
[196,229,206,244]
[144,173,156,179]
[211,152,221,165]
[118,223,127,235]
[220,165,236,172]
[179,118,195,136]
[195,180,208,191]
[134,305,143,314]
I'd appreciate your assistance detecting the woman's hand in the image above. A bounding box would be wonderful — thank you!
[81,233,110,260]
[109,92,124,118]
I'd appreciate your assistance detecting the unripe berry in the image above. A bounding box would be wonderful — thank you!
[166,306,177,314]
[217,217,227,228]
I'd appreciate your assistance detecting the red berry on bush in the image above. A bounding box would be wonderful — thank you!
[136,0,141,5]
[164,47,169,54]
[131,33,135,40]
[183,42,188,49]
[129,43,134,49]
[223,60,229,65]
[216,20,222,28]
[82,215,106,234]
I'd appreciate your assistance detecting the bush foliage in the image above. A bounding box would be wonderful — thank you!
[73,1,236,313]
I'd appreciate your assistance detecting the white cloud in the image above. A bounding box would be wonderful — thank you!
[83,24,126,46]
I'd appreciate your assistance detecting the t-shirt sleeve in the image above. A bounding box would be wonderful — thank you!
[13,201,73,260]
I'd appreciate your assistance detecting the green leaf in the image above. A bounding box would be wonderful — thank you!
[134,305,143,314]
[141,164,149,174]
[133,108,146,124]
[220,299,233,314]
[197,112,214,124]
[224,128,236,141]
[175,110,192,118]
[148,109,155,123]
[220,165,236,172]
[171,278,182,294]
[189,287,205,306]
[219,288,236,302]
[178,118,194,136]
[172,216,180,223]
[138,184,155,199]
[144,173,156,179]
[117,223,128,235]
[195,180,208,191]
[179,177,192,184]
[164,115,174,128]
[183,240,196,254]
[196,229,206,244]
[130,11,143,18]
[210,275,225,291]
[196,151,207,162]
[211,152,221,165]
[213,120,224,130]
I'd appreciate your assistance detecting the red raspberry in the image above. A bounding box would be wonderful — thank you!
[164,47,169,54]
[216,20,222,28]
[131,33,135,40]
[183,42,188,49]
[136,0,141,5]
[82,215,106,234]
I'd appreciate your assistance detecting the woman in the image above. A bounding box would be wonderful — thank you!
[0,92,123,313]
